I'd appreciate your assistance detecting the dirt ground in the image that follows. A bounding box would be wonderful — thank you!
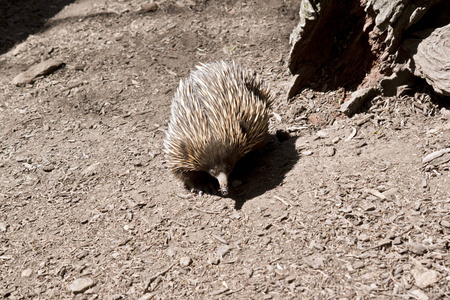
[1,0,449,299]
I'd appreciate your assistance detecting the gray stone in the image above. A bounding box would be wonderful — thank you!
[68,277,95,294]
[340,87,381,116]
[303,254,324,269]
[216,245,231,259]
[21,268,33,278]
[411,268,439,288]
[179,256,192,267]
[408,242,427,255]
[13,58,64,86]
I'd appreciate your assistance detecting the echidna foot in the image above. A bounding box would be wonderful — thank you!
[180,171,220,196]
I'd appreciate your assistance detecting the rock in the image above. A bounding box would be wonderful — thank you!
[42,164,55,172]
[409,289,429,300]
[12,58,64,86]
[0,222,7,232]
[179,256,192,267]
[82,163,100,176]
[285,275,296,283]
[340,87,381,116]
[308,113,326,126]
[294,139,307,151]
[136,2,158,14]
[245,267,253,278]
[139,293,155,300]
[21,268,33,277]
[404,24,450,96]
[216,245,231,259]
[301,150,313,156]
[362,203,376,212]
[209,256,220,265]
[441,107,450,117]
[357,233,370,242]
[408,242,427,255]
[353,261,365,269]
[392,237,402,245]
[411,268,439,289]
[303,254,324,269]
[371,0,404,32]
[321,146,335,157]
[315,130,328,138]
[166,247,176,257]
[68,277,95,294]
[382,188,398,200]
[441,219,450,228]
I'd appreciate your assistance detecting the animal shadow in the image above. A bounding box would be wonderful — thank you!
[229,134,299,209]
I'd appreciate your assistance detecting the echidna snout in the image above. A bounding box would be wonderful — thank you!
[208,164,232,196]
[216,172,229,196]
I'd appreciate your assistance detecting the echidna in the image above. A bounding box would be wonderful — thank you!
[163,61,272,196]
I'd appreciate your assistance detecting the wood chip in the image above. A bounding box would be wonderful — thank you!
[210,287,229,296]
[143,263,176,293]
[273,195,291,206]
[344,127,357,142]
[212,234,228,244]
[367,189,386,200]
[422,148,450,164]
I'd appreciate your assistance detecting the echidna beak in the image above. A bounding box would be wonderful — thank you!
[216,172,229,196]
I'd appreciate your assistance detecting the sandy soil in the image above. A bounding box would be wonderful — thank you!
[1,1,449,299]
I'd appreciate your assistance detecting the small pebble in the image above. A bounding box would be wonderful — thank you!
[316,130,328,138]
[0,222,7,232]
[411,268,439,288]
[138,2,158,13]
[209,256,220,265]
[362,203,376,212]
[216,245,231,259]
[210,287,229,296]
[392,236,402,245]
[42,164,54,172]
[440,219,450,228]
[409,289,429,300]
[301,150,313,156]
[245,267,253,278]
[331,137,340,144]
[68,277,95,294]
[262,237,272,245]
[357,233,370,242]
[353,261,365,269]
[166,247,176,257]
[285,275,296,283]
[21,268,33,277]
[408,242,427,255]
[422,178,427,188]
[303,255,324,269]
[179,256,192,267]
[294,139,306,151]
[138,293,155,300]
[320,146,335,157]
